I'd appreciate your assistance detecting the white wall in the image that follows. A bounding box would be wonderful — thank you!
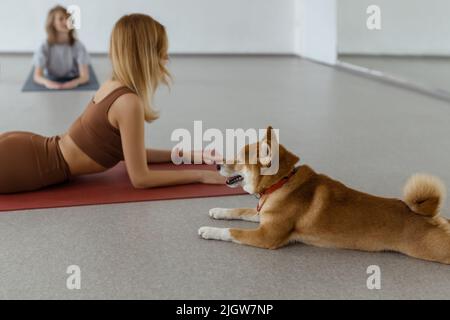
[338,0,450,55]
[296,0,337,64]
[0,0,297,54]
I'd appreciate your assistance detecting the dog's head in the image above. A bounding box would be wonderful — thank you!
[217,126,299,195]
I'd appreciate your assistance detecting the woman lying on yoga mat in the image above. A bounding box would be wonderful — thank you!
[0,14,225,194]
[33,5,90,90]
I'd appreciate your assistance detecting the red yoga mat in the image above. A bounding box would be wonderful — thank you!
[0,162,247,212]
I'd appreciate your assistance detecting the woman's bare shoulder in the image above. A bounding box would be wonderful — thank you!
[94,80,130,103]
[114,92,142,115]
[107,84,142,121]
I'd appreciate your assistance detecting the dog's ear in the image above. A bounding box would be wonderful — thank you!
[263,126,279,145]
[264,126,274,144]
[260,126,280,167]
[259,140,272,167]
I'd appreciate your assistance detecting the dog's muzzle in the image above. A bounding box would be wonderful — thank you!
[217,165,244,187]
[226,175,244,186]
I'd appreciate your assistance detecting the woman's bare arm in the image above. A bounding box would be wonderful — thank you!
[146,149,223,164]
[114,94,225,189]
[78,64,90,84]
[146,149,172,163]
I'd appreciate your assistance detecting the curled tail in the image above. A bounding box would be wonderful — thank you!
[403,174,446,217]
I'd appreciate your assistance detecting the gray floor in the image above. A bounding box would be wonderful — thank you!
[1,54,450,299]
[339,54,450,94]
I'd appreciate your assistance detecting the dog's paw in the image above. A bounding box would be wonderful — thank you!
[209,208,231,220]
[198,226,211,239]
[198,227,232,241]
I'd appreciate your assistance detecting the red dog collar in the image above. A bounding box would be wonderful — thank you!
[256,168,297,213]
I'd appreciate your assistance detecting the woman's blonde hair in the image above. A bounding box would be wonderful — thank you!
[46,5,76,45]
[110,14,170,122]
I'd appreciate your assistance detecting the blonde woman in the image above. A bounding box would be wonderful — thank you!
[33,5,90,90]
[0,14,225,194]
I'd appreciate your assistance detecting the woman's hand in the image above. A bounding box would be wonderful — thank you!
[201,149,224,165]
[199,170,227,185]
[44,80,63,90]
[34,67,62,90]
[61,79,80,90]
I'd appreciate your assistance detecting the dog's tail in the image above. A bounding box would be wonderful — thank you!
[403,174,446,217]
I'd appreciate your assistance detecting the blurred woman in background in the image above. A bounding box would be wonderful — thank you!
[33,5,90,90]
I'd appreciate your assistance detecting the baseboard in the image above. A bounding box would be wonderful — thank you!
[335,60,450,102]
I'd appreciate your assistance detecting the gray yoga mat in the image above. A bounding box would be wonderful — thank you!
[22,65,100,92]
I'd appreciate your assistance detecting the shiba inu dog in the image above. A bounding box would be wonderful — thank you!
[199,126,450,264]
